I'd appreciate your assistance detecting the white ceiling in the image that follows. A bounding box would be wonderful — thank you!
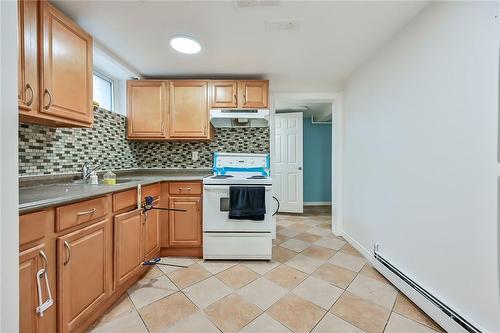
[53,0,428,92]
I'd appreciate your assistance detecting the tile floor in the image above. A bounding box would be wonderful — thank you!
[88,206,445,333]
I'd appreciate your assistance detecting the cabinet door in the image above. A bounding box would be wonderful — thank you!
[169,81,209,138]
[210,81,238,108]
[238,80,269,108]
[127,81,169,139]
[18,0,39,114]
[19,244,45,333]
[114,209,144,288]
[168,196,202,247]
[57,219,112,333]
[144,198,160,260]
[41,2,93,125]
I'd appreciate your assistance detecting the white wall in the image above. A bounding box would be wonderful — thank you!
[0,1,20,331]
[342,2,499,332]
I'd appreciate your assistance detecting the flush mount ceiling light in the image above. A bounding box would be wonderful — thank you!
[170,36,201,54]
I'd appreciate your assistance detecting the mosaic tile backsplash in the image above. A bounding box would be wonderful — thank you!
[19,108,270,176]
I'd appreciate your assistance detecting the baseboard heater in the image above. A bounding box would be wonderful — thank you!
[374,251,481,333]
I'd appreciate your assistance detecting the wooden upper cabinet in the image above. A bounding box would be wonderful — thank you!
[40,1,93,126]
[238,80,269,108]
[210,81,238,108]
[18,0,39,115]
[169,81,209,138]
[127,81,169,139]
[168,196,202,247]
[57,219,111,333]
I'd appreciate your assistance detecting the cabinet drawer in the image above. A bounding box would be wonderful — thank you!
[56,197,109,232]
[169,182,201,195]
[20,210,50,247]
[113,188,138,212]
[142,183,161,200]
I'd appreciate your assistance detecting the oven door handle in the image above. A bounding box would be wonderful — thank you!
[204,185,272,191]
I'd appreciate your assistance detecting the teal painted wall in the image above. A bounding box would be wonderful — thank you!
[303,118,332,202]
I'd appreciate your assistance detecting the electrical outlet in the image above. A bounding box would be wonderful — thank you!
[192,151,199,161]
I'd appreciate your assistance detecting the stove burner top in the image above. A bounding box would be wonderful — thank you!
[211,175,234,179]
[247,175,267,179]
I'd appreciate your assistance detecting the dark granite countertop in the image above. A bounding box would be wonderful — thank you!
[19,168,212,214]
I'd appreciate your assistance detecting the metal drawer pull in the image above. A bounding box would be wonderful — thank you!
[178,187,192,192]
[43,89,52,110]
[63,241,71,266]
[77,208,96,216]
[36,250,53,316]
[25,83,34,106]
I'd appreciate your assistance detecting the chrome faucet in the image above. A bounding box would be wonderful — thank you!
[81,162,101,180]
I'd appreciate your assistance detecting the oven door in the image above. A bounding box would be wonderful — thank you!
[203,184,273,232]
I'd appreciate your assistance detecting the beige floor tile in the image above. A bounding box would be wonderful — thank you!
[312,313,365,333]
[330,292,390,333]
[314,237,346,250]
[89,311,148,333]
[139,292,198,333]
[157,257,196,275]
[276,219,296,227]
[127,275,178,309]
[273,234,290,245]
[197,260,238,274]
[393,293,444,332]
[277,228,301,238]
[328,252,367,272]
[294,232,322,243]
[288,223,312,233]
[280,239,311,252]
[358,264,390,284]
[239,313,293,333]
[243,260,280,275]
[93,294,135,326]
[142,266,164,279]
[204,293,262,333]
[312,263,357,289]
[308,227,333,237]
[163,311,220,333]
[302,218,323,226]
[267,293,326,333]
[167,263,211,289]
[286,254,323,274]
[264,264,308,289]
[216,264,259,289]
[384,313,440,333]
[347,275,397,309]
[237,277,289,310]
[292,276,343,310]
[302,246,336,261]
[273,246,298,263]
[183,276,233,309]
[318,223,332,230]
[339,243,364,257]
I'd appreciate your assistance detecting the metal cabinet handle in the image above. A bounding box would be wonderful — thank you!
[63,241,71,266]
[178,187,192,192]
[39,250,48,271]
[43,89,52,110]
[25,83,34,106]
[234,94,237,103]
[243,93,246,104]
[77,208,96,216]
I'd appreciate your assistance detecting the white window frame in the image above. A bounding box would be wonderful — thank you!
[93,71,115,112]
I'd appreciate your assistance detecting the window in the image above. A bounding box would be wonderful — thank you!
[93,73,113,111]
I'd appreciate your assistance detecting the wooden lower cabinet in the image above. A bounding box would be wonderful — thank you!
[57,219,112,333]
[114,209,144,288]
[144,198,160,260]
[168,196,202,247]
[19,244,46,333]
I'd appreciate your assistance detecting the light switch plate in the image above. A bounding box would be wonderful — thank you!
[192,151,199,161]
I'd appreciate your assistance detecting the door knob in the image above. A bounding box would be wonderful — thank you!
[298,167,302,171]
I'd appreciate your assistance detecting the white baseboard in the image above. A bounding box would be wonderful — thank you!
[342,231,478,333]
[304,202,331,206]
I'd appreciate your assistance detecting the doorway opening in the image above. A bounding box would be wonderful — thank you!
[271,93,342,235]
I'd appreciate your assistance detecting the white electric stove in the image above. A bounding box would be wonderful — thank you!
[203,152,277,260]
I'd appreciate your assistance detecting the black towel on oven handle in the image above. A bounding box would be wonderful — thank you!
[229,186,266,221]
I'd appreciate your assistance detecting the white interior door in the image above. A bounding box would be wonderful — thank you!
[273,112,303,213]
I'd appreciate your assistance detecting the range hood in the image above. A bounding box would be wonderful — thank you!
[210,109,269,128]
